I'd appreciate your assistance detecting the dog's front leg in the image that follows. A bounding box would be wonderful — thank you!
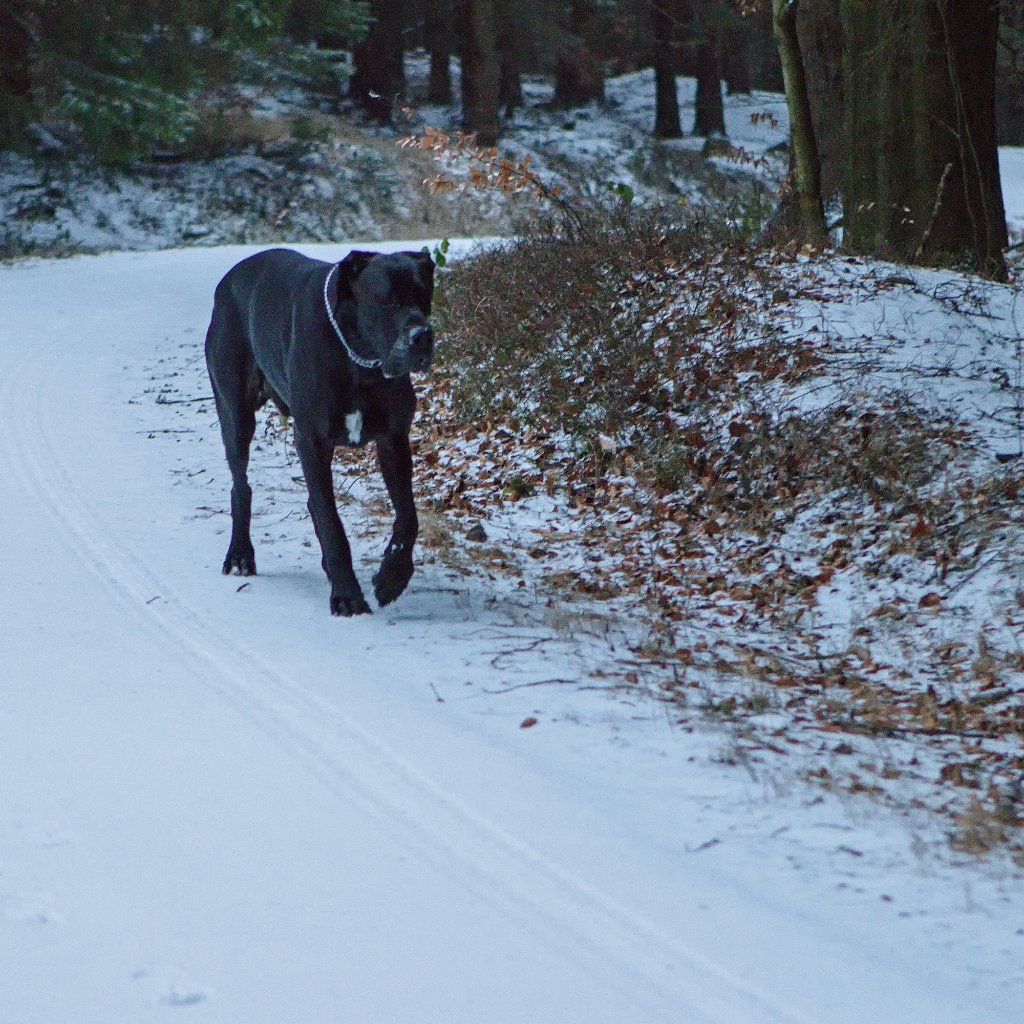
[372,432,418,607]
[294,430,371,616]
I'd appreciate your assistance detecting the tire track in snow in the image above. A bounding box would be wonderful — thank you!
[1,271,813,1024]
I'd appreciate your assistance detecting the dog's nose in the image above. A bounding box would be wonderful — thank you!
[409,325,433,349]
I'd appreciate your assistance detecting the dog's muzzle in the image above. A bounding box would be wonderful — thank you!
[408,325,434,369]
[393,324,433,374]
[382,321,435,378]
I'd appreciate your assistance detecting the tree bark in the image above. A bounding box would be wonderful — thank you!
[841,0,1007,277]
[553,1,605,108]
[721,8,752,95]
[426,0,453,105]
[1,3,32,93]
[797,0,844,202]
[0,1,33,146]
[497,12,525,116]
[692,37,725,138]
[772,0,827,243]
[460,0,501,145]
[932,0,1007,274]
[350,0,406,122]
[652,1,682,138]
[499,50,524,115]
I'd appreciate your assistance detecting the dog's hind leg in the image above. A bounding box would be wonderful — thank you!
[205,302,261,576]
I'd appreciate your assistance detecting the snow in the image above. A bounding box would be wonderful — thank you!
[1000,146,1024,242]
[1,242,1022,1022]
[408,63,790,206]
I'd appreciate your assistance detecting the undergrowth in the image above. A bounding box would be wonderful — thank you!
[432,205,965,530]
[435,203,814,505]
[421,202,1024,862]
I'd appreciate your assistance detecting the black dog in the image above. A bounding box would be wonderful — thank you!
[205,247,435,615]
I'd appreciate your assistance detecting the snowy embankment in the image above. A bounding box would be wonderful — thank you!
[422,239,1024,841]
[1,243,1022,1022]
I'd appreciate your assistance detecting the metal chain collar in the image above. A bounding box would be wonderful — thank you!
[323,263,382,370]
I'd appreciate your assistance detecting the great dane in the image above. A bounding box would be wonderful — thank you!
[204,247,435,616]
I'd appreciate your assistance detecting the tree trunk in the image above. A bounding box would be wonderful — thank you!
[460,0,500,145]
[553,1,605,108]
[841,0,1007,278]
[996,1,1024,144]
[0,2,33,146]
[497,13,525,116]
[652,1,682,138]
[350,0,405,122]
[0,4,31,93]
[772,0,826,243]
[426,0,453,105]
[797,0,844,202]
[499,50,523,115]
[722,10,752,95]
[692,38,725,138]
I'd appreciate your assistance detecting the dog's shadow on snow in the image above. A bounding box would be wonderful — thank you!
[245,566,481,626]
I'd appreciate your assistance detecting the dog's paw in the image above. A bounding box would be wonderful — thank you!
[222,550,256,576]
[330,590,372,617]
[372,545,414,607]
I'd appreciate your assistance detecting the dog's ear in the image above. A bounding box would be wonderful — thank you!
[330,250,377,304]
[402,250,435,311]
[405,250,436,289]
[340,249,377,278]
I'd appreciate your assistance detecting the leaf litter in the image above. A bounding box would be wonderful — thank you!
[400,243,1024,862]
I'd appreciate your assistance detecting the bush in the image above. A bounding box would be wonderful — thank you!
[432,200,974,539]
[434,202,810,502]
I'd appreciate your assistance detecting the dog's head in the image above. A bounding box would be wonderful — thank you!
[333,249,436,378]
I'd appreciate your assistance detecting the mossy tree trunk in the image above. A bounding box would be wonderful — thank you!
[841,0,1007,278]
[772,0,826,243]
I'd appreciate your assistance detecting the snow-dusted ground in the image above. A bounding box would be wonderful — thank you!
[0,64,790,257]
[2,242,1023,1023]
[409,64,789,205]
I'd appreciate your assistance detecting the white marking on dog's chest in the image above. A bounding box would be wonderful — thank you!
[345,410,363,444]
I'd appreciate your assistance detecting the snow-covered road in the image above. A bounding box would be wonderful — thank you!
[1,248,1020,1023]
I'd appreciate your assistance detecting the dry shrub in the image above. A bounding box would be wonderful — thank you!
[435,204,809,498]
[950,795,1024,859]
[434,204,963,529]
